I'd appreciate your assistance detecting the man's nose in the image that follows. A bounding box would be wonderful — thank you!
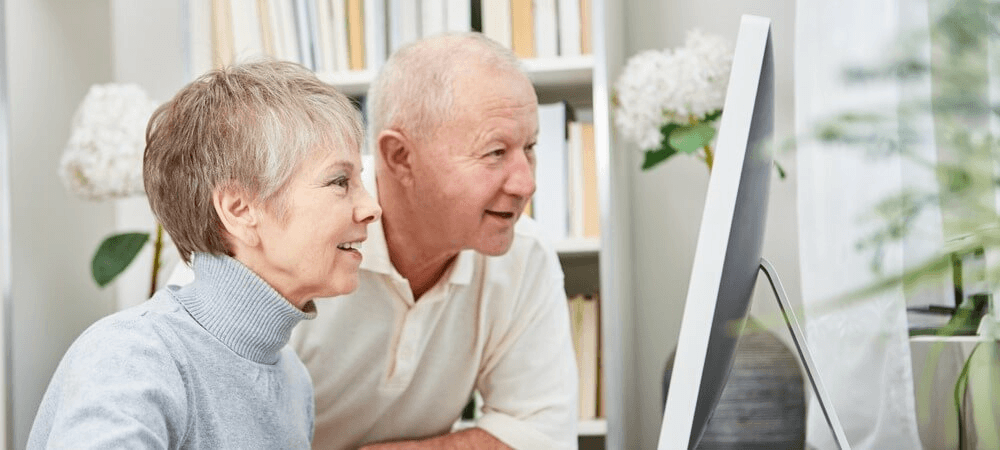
[505,149,536,198]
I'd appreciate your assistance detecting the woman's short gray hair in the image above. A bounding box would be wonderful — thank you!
[366,32,523,147]
[144,59,364,263]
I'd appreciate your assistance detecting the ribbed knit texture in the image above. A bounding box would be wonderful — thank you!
[178,253,317,364]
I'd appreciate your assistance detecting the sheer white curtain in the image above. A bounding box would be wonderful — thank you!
[795,0,946,448]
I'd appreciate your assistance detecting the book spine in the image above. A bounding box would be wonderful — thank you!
[481,0,512,49]
[510,0,534,58]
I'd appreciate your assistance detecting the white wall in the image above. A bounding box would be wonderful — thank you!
[0,1,10,446]
[5,1,115,448]
[110,1,187,311]
[621,1,799,449]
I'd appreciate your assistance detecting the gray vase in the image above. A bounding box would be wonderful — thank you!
[662,317,806,449]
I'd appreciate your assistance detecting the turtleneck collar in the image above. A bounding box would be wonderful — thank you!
[172,253,317,364]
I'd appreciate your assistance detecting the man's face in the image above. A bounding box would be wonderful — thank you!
[412,68,538,256]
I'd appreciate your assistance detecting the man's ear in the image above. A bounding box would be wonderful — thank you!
[377,129,414,185]
[212,185,260,249]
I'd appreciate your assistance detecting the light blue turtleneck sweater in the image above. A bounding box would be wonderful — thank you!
[27,253,318,449]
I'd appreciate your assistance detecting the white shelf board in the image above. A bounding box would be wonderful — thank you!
[317,69,376,97]
[522,55,595,88]
[578,418,608,436]
[555,237,601,255]
[315,55,594,97]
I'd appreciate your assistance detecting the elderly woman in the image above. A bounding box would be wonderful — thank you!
[27,60,380,448]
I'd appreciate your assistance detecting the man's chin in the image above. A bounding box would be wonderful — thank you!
[475,234,515,256]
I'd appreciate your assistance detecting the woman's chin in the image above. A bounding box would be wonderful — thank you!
[318,277,359,299]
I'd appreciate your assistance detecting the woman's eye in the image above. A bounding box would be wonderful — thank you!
[325,177,349,189]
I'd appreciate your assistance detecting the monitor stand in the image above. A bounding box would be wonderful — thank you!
[759,257,852,450]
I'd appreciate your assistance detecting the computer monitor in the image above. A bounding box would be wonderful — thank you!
[657,15,850,450]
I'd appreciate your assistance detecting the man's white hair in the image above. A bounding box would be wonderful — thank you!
[366,32,524,149]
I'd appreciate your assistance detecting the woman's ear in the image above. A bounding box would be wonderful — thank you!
[377,129,414,186]
[212,185,260,249]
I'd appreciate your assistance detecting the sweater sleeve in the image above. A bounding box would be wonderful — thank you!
[475,242,579,450]
[27,316,190,450]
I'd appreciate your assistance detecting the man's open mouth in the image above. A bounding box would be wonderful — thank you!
[485,210,515,219]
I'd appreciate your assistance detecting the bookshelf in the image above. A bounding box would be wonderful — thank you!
[318,55,595,98]
[119,0,632,448]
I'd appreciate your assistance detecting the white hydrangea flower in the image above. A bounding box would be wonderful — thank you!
[59,83,158,201]
[614,29,733,151]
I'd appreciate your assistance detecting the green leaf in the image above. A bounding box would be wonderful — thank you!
[641,147,678,170]
[91,232,150,287]
[641,122,683,170]
[668,123,717,154]
[702,109,723,122]
[968,344,1000,448]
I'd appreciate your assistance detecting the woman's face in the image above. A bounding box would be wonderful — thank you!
[252,142,380,307]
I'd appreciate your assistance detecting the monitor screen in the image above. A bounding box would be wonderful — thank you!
[658,14,775,450]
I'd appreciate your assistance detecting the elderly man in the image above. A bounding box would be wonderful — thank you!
[291,32,578,450]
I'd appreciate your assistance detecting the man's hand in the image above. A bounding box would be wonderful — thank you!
[358,427,513,450]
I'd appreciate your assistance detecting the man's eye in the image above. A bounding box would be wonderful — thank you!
[487,149,505,158]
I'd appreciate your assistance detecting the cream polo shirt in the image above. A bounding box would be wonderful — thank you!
[165,165,579,450]
[290,167,579,450]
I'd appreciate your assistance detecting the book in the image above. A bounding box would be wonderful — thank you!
[533,102,569,243]
[510,0,535,58]
[532,0,558,58]
[445,0,472,32]
[556,0,581,56]
[228,0,264,62]
[388,0,421,51]
[581,122,599,238]
[567,121,585,238]
[257,0,276,57]
[422,0,446,37]
[292,0,315,68]
[331,0,350,71]
[579,0,591,54]
[569,294,600,420]
[346,0,365,70]
[211,0,236,68]
[268,0,301,63]
[313,0,336,71]
[363,0,386,71]
[481,0,512,49]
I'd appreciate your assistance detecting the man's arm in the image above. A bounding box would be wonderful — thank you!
[359,427,512,450]
[471,241,580,450]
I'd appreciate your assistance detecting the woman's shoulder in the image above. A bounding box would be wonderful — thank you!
[66,292,190,369]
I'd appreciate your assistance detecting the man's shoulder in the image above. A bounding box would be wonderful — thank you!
[476,215,564,283]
